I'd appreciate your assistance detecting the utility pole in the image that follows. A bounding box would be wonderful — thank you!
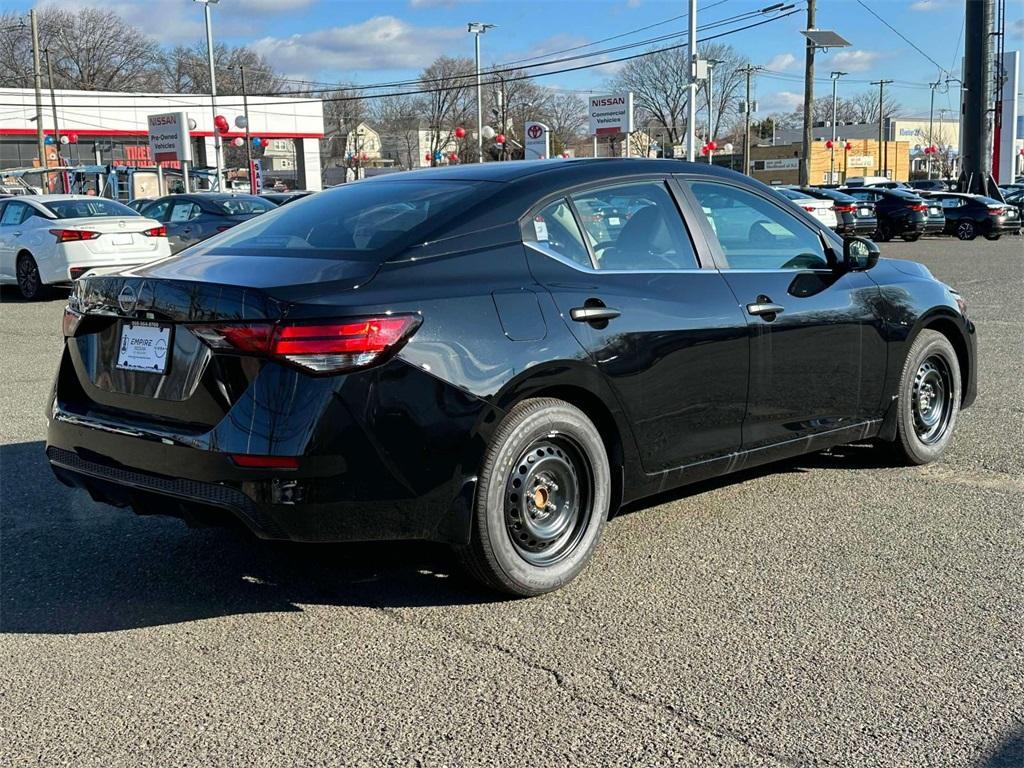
[829,71,846,184]
[196,0,222,191]
[870,79,893,176]
[686,0,698,162]
[240,66,255,193]
[800,0,816,186]
[30,10,47,194]
[927,80,940,179]
[43,50,63,187]
[740,65,761,176]
[706,59,724,164]
[960,0,994,194]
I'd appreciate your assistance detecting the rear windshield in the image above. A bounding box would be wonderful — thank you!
[191,180,481,260]
[212,197,277,216]
[43,199,140,219]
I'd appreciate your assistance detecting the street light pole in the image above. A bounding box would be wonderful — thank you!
[30,10,48,194]
[468,22,495,163]
[829,71,846,184]
[686,0,697,162]
[871,79,893,176]
[706,58,724,164]
[195,0,222,190]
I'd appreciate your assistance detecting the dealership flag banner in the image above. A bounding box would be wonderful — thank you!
[147,112,192,164]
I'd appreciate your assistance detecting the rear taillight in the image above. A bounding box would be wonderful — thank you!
[143,225,167,237]
[216,225,233,233]
[833,204,856,213]
[801,205,816,212]
[908,204,927,212]
[191,315,421,374]
[50,228,100,243]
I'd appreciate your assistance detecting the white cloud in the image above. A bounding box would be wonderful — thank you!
[760,91,803,113]
[909,0,947,11]
[627,0,644,8]
[252,16,464,78]
[827,49,883,73]
[408,0,478,7]
[764,53,797,72]
[1011,18,1024,39]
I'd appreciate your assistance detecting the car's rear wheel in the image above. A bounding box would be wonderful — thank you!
[458,398,610,596]
[889,330,961,465]
[984,233,1001,241]
[874,224,892,242]
[956,220,977,240]
[16,253,44,301]
[901,233,921,242]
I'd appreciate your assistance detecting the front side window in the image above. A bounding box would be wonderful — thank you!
[524,198,592,268]
[689,181,829,270]
[571,181,698,271]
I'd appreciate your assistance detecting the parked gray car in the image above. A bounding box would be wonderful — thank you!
[138,193,276,253]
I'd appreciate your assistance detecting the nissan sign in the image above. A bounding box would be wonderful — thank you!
[589,92,634,137]
[147,112,192,164]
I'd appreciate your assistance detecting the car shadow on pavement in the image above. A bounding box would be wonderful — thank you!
[982,724,1024,767]
[0,285,71,304]
[0,441,500,635]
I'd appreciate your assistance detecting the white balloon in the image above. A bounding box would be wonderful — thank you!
[187,118,198,130]
[723,143,734,154]
[235,115,248,129]
[481,125,496,140]
[59,135,70,145]
[233,137,245,147]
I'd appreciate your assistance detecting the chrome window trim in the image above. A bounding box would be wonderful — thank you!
[524,240,708,275]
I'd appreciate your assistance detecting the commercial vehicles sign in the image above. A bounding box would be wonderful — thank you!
[147,112,192,164]
[589,93,634,136]
[524,121,550,160]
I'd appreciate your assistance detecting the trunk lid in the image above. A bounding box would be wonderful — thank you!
[57,216,165,255]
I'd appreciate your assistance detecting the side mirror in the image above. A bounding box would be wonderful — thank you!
[843,236,880,271]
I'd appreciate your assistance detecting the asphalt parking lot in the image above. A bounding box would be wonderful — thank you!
[1,236,1022,768]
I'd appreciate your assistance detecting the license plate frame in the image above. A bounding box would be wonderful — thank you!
[116,321,172,374]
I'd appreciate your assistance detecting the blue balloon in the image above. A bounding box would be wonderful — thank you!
[252,137,261,147]
[45,136,55,145]
[433,151,442,161]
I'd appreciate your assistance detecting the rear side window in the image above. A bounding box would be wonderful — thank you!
[169,202,200,222]
[188,180,482,260]
[43,199,139,218]
[214,197,277,216]
[571,181,698,271]
[0,202,27,225]
[524,198,592,268]
[689,181,829,270]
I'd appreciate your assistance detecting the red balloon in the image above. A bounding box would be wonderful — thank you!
[825,139,834,149]
[448,152,458,162]
[260,138,269,148]
[708,141,717,151]
[67,132,79,144]
[454,126,466,139]
[495,134,505,144]
[844,141,853,151]
[425,153,432,161]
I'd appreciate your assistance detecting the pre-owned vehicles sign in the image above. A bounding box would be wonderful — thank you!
[147,112,192,164]
[589,93,634,136]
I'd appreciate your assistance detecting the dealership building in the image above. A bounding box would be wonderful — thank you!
[0,87,325,190]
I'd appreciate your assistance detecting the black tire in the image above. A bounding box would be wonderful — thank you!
[956,220,976,241]
[16,253,45,301]
[984,233,1001,241]
[901,233,921,242]
[889,330,962,466]
[457,398,610,596]
[874,224,892,242]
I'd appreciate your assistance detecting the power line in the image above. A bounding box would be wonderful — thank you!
[0,8,801,110]
[853,0,948,75]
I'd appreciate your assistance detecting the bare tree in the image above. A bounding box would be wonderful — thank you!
[155,43,284,96]
[540,93,588,155]
[0,7,162,91]
[844,89,901,124]
[611,47,691,145]
[417,56,475,165]
[699,43,749,140]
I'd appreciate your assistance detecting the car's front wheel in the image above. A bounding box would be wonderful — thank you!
[458,398,610,596]
[956,220,977,240]
[901,233,921,242]
[890,330,961,465]
[16,253,44,301]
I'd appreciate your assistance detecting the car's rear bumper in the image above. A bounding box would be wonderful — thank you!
[45,357,492,545]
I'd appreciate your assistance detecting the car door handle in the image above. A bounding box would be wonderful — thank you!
[746,301,785,317]
[570,306,621,323]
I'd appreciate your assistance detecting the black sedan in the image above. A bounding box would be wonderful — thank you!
[791,186,877,236]
[46,160,977,596]
[841,186,945,242]
[138,193,277,253]
[922,192,1021,241]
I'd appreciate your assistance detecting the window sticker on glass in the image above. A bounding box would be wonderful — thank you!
[533,218,549,241]
[170,204,193,223]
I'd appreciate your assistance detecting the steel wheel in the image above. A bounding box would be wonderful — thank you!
[911,355,954,445]
[16,254,42,300]
[504,436,592,567]
[956,220,976,241]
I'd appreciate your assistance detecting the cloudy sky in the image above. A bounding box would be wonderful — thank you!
[10,0,1024,117]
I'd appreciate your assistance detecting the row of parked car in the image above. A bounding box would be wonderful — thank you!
[773,181,1023,244]
[0,190,311,299]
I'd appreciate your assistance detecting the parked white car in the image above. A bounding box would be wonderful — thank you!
[772,187,839,230]
[0,195,170,299]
